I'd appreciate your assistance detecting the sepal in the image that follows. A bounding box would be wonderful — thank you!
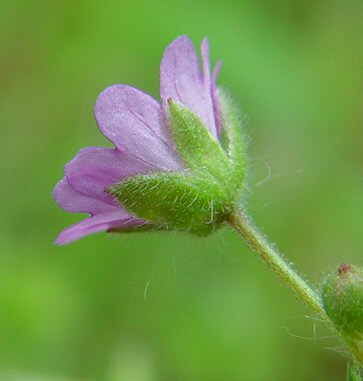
[109,171,233,235]
[167,99,233,191]
[216,88,246,192]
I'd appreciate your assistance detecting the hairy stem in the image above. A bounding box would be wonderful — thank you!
[228,209,363,367]
[228,209,327,319]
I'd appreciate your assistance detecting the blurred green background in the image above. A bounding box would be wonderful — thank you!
[1,1,363,380]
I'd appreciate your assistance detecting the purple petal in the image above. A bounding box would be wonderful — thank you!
[53,177,145,245]
[160,36,217,137]
[212,61,222,137]
[94,85,183,171]
[201,38,211,95]
[55,211,141,245]
[64,147,152,206]
[53,177,119,215]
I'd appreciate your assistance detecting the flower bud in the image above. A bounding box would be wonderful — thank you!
[322,263,363,340]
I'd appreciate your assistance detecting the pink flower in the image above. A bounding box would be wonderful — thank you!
[53,36,222,245]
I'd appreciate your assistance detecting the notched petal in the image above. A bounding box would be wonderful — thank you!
[64,146,151,205]
[55,211,140,245]
[94,84,182,171]
[160,36,217,137]
[53,177,117,215]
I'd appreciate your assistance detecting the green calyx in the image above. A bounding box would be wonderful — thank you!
[216,89,246,191]
[109,172,233,235]
[109,89,246,235]
[322,264,363,343]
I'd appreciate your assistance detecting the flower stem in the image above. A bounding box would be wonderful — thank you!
[228,209,328,319]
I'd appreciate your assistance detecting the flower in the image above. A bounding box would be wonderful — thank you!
[53,35,245,245]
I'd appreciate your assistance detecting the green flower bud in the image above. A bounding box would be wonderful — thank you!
[322,264,363,340]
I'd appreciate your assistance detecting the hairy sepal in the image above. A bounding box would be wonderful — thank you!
[216,88,246,193]
[167,99,234,194]
[109,172,233,235]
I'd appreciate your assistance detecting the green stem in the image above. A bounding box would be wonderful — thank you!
[228,209,327,319]
[228,209,363,366]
